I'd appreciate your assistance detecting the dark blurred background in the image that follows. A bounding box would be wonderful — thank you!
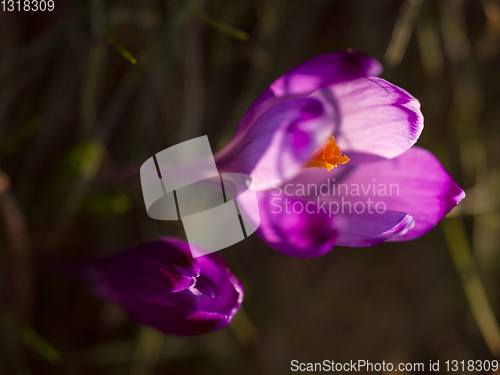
[1,0,500,374]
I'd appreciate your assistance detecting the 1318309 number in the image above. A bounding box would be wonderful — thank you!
[445,360,498,372]
[1,0,54,11]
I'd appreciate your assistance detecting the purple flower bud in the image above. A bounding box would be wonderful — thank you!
[83,237,243,336]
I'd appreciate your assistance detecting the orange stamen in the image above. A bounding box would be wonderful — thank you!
[304,136,350,171]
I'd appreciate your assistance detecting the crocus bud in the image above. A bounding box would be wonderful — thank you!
[82,237,243,336]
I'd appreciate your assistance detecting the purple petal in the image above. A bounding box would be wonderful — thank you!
[254,186,414,253]
[333,211,415,247]
[86,238,200,302]
[288,146,464,243]
[119,301,230,336]
[186,311,227,323]
[255,192,339,258]
[269,50,382,97]
[195,253,244,315]
[338,147,464,241]
[383,147,465,240]
[160,268,196,293]
[233,50,382,139]
[215,97,333,190]
[311,77,423,159]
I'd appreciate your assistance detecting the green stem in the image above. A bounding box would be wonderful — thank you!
[443,217,500,358]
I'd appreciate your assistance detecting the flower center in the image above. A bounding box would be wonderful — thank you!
[305,136,350,171]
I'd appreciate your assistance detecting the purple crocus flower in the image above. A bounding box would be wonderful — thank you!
[81,237,243,335]
[215,50,465,258]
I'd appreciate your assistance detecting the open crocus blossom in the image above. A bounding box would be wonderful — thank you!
[80,237,243,335]
[215,50,465,258]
